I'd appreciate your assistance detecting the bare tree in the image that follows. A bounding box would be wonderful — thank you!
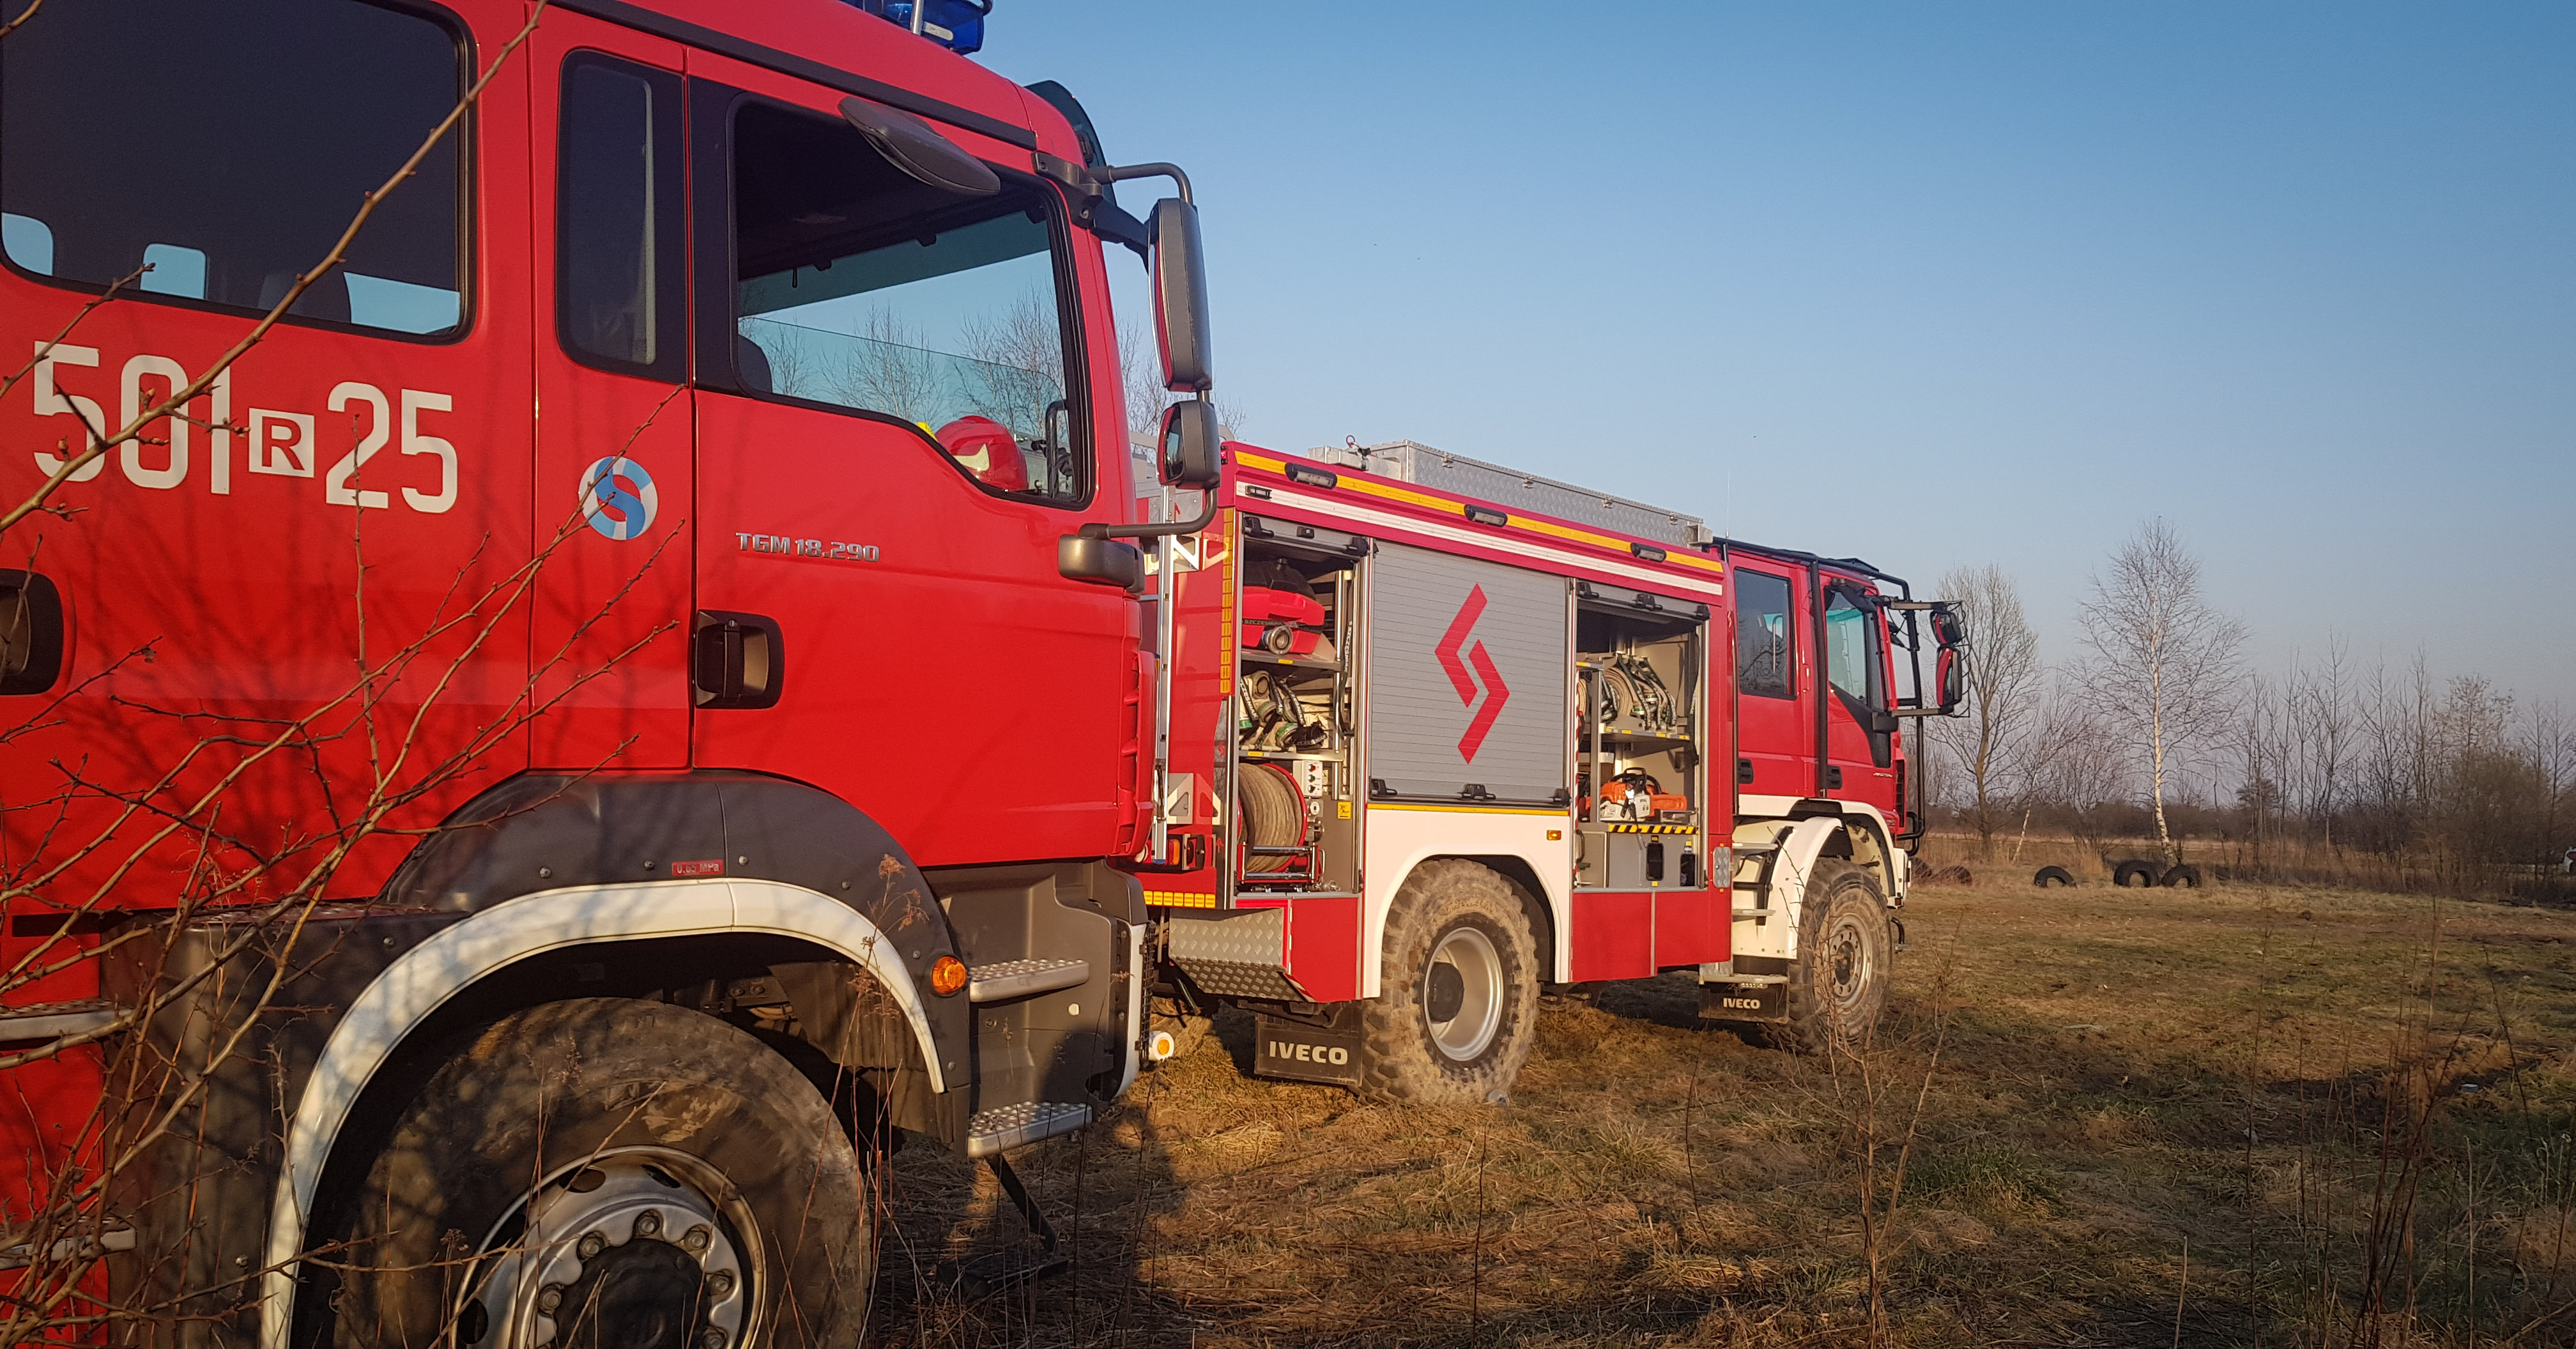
[1931,564,2042,860]
[2235,673,2291,871]
[2077,519,2247,866]
[2292,635,2356,853]
[2031,666,2133,860]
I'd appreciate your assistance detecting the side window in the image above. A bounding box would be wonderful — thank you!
[0,0,466,337]
[726,100,1087,505]
[1825,589,1886,710]
[559,54,685,378]
[1735,568,1795,699]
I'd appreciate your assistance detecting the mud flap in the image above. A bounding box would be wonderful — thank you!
[1253,1011,1365,1086]
[1700,981,1788,1021]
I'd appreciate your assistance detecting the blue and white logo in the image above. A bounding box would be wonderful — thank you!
[579,456,657,541]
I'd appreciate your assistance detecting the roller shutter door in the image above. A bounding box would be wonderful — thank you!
[1365,544,1567,804]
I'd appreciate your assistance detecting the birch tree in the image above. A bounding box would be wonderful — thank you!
[2078,519,2246,866]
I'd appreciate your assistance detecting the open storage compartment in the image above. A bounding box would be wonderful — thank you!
[1229,516,1368,897]
[1573,581,1709,892]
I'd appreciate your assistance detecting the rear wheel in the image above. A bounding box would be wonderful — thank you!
[1358,860,1539,1104]
[308,998,871,1349]
[1780,860,1892,1054]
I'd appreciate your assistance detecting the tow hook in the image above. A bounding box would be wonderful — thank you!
[1890,917,1909,953]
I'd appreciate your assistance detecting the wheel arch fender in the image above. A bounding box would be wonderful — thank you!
[259,880,942,1349]
[1358,808,1570,995]
[262,770,971,1349]
[1834,802,1906,900]
[1767,816,1849,957]
[1439,853,1556,983]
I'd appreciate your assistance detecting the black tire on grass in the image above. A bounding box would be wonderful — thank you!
[306,997,871,1349]
[1357,860,1540,1105]
[2161,864,2204,888]
[2113,860,2161,888]
[1777,859,1894,1055]
[2034,865,2074,888]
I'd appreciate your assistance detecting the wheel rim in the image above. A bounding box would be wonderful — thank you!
[1423,924,1504,1062]
[1824,912,1875,1015]
[458,1147,762,1349]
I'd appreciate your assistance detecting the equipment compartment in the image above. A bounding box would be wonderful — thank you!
[1230,531,1361,895]
[1573,584,1709,892]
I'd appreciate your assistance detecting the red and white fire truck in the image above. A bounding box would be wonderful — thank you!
[1130,441,1963,1102]
[0,1,1965,1343]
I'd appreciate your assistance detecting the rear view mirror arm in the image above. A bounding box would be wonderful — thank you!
[1079,488,1217,541]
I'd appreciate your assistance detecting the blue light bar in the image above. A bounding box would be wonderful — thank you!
[857,0,988,55]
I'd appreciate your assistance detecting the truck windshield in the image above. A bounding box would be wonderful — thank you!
[731,100,1078,501]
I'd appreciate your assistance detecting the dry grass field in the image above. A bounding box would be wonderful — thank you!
[871,873,2576,1347]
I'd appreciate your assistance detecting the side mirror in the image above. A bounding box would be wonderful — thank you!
[1929,607,1966,648]
[1150,197,1212,392]
[1935,646,1968,716]
[1159,399,1221,489]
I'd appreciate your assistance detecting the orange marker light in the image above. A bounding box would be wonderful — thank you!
[930,955,969,998]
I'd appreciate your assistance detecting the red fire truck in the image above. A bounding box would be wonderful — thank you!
[1130,441,1964,1102]
[1,0,1221,1343]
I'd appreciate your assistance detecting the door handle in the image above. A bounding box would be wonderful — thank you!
[692,610,784,709]
[0,570,66,696]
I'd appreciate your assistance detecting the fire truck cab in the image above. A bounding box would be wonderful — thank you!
[0,1,1216,1343]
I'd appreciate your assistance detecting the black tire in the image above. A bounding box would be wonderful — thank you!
[308,998,870,1349]
[1779,859,1894,1055]
[2161,864,2203,888]
[2034,865,2074,888]
[1358,860,1540,1104]
[2113,860,2161,888]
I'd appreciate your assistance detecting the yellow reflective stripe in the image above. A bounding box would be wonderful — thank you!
[1145,890,1218,909]
[1232,453,1724,576]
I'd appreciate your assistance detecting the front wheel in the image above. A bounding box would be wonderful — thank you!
[307,997,873,1349]
[1358,860,1540,1104]
[1779,859,1893,1054]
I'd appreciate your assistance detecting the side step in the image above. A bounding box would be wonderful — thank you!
[965,1101,1091,1159]
[0,1220,134,1271]
[967,958,1089,1005]
[0,998,124,1046]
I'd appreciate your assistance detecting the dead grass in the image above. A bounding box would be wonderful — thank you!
[868,877,2576,1346]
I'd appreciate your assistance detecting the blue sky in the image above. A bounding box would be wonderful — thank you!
[979,4,2575,705]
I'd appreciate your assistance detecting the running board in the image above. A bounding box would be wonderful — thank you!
[0,1219,134,1270]
[967,958,1089,1004]
[964,1101,1091,1158]
[0,998,124,1045]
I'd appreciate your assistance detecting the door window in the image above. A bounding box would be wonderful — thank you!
[726,100,1087,505]
[1,0,467,337]
[558,54,685,378]
[1734,568,1795,699]
[1825,588,1886,712]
